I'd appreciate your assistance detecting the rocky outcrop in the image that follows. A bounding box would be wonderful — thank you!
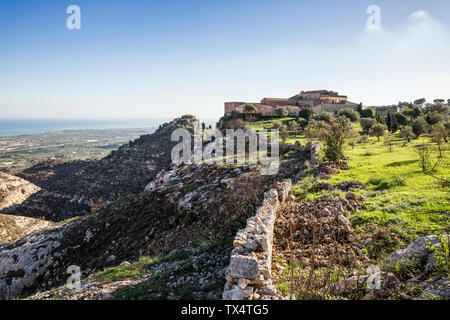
[0,172,39,211]
[387,234,449,267]
[223,180,292,300]
[0,214,51,245]
[0,223,69,299]
[329,272,401,300]
[385,234,450,300]
[0,160,270,300]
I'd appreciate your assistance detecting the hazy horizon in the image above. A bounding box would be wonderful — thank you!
[1,0,449,119]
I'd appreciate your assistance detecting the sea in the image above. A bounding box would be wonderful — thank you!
[0,118,217,136]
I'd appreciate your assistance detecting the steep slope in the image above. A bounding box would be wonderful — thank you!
[0,214,51,245]
[0,172,39,211]
[4,118,194,222]
[0,172,49,245]
[0,162,269,299]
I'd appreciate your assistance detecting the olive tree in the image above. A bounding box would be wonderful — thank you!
[370,123,387,141]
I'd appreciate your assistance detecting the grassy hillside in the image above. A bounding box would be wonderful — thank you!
[249,120,449,259]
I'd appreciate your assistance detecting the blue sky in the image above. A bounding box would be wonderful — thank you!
[0,0,449,119]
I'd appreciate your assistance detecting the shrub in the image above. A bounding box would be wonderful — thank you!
[369,175,406,190]
[426,235,449,278]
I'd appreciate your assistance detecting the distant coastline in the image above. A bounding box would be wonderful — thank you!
[0,118,172,136]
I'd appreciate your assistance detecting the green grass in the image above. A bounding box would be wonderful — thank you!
[326,135,449,242]
[253,118,449,249]
[94,256,160,282]
[247,117,296,129]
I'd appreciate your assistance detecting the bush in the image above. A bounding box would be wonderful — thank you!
[426,235,449,278]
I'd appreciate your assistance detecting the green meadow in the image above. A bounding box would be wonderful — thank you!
[249,120,449,251]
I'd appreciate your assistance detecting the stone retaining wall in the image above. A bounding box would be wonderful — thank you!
[223,179,292,300]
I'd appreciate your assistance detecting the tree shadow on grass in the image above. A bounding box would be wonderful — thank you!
[385,160,418,167]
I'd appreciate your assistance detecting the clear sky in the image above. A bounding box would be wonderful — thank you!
[0,0,449,119]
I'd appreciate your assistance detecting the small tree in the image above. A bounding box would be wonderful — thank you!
[384,134,394,152]
[430,123,446,157]
[321,118,353,162]
[298,107,316,120]
[391,114,399,133]
[425,112,443,126]
[304,120,329,140]
[415,144,441,173]
[444,122,450,143]
[386,112,393,132]
[360,117,376,133]
[395,112,409,126]
[348,129,359,150]
[399,125,414,143]
[370,123,387,141]
[273,122,282,130]
[414,98,426,106]
[287,120,300,133]
[280,126,289,142]
[412,118,428,138]
[360,108,374,118]
[276,106,289,118]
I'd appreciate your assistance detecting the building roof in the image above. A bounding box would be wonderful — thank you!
[260,97,289,104]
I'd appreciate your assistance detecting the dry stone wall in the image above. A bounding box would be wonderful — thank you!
[223,179,292,300]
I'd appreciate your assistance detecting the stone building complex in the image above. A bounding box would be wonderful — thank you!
[225,90,360,119]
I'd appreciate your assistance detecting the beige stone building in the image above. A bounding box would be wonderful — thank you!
[225,90,360,118]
